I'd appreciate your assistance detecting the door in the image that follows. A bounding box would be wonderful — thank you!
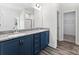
[1,39,19,55]
[19,35,33,55]
[41,31,49,50]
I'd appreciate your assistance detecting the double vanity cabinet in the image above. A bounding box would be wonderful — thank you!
[0,31,49,55]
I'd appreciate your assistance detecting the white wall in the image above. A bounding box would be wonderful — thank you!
[34,7,43,28]
[57,4,63,41]
[42,3,57,48]
[60,3,78,11]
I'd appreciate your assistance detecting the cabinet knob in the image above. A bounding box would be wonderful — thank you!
[21,40,23,46]
[19,40,23,46]
[19,40,22,45]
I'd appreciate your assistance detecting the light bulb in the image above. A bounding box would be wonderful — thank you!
[36,3,40,8]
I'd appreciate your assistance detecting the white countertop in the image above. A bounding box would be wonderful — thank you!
[0,28,49,42]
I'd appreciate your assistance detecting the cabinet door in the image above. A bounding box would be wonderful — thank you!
[33,33,41,54]
[41,31,49,50]
[1,39,19,55]
[20,35,33,55]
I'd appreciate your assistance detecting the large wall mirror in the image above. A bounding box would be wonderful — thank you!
[0,3,41,31]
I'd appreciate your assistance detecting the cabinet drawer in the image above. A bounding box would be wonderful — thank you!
[34,49,40,54]
[34,33,40,38]
[33,47,40,54]
[23,35,33,39]
[40,31,49,50]
[33,33,41,54]
[34,38,40,43]
[34,41,40,45]
[34,43,40,48]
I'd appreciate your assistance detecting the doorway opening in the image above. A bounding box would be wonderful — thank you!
[63,11,76,43]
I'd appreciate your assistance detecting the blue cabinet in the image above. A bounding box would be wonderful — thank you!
[1,38,19,55]
[0,31,49,55]
[33,33,41,54]
[0,44,1,55]
[41,31,49,50]
[19,35,33,55]
[0,35,33,55]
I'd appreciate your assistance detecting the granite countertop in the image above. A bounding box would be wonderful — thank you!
[0,28,49,42]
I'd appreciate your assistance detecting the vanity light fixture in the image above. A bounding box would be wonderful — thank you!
[35,3,40,8]
[33,3,41,11]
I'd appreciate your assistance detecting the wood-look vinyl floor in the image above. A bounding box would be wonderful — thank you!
[64,34,75,43]
[39,41,79,55]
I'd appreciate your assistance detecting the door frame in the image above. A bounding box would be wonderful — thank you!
[57,11,59,41]
[62,10,77,44]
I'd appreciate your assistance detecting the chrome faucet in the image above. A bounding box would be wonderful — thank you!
[13,18,18,32]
